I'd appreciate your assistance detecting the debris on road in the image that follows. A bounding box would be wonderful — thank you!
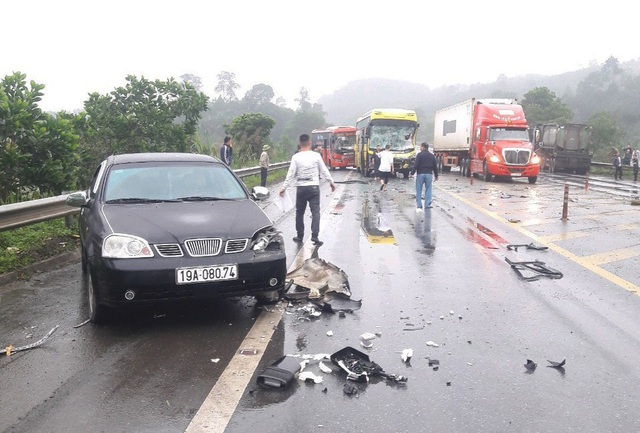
[427,358,440,367]
[547,359,566,368]
[239,349,258,355]
[508,218,521,223]
[360,340,373,349]
[343,382,359,396]
[257,355,301,389]
[73,319,91,328]
[426,341,439,347]
[326,330,334,337]
[524,359,537,371]
[299,371,324,384]
[505,257,563,281]
[506,243,549,252]
[331,346,408,384]
[286,257,351,299]
[1,325,59,357]
[211,358,220,363]
[319,362,334,373]
[401,349,413,363]
[360,332,376,341]
[403,324,425,331]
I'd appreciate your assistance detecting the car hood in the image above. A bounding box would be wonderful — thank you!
[101,200,272,243]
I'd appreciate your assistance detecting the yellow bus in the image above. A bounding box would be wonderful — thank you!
[354,108,419,178]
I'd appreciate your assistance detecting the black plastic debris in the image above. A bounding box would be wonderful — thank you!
[505,257,563,281]
[256,356,301,389]
[547,359,566,368]
[446,381,452,386]
[331,346,408,384]
[427,358,440,367]
[524,359,537,371]
[506,243,549,252]
[343,383,359,396]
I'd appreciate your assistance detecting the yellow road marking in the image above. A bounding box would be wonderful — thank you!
[581,247,640,266]
[538,231,591,242]
[439,186,640,294]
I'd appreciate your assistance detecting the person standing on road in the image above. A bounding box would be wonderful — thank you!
[612,151,623,180]
[280,134,336,246]
[220,137,232,166]
[410,142,439,211]
[632,147,639,182]
[259,145,270,187]
[371,145,381,179]
[378,144,394,191]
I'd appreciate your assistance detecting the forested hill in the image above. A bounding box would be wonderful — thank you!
[319,57,640,143]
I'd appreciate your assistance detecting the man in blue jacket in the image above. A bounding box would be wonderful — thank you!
[410,142,438,211]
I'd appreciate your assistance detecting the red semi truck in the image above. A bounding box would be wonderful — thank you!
[433,98,540,184]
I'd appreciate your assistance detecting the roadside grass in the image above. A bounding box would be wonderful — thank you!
[0,218,80,275]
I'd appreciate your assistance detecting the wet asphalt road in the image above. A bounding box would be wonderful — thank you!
[2,170,640,433]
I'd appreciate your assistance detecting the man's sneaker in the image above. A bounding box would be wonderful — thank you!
[416,207,423,213]
[311,237,324,246]
[292,236,303,243]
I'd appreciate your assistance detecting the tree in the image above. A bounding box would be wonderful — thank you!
[180,73,203,91]
[588,110,625,161]
[295,87,311,111]
[275,96,287,107]
[215,71,240,102]
[521,87,573,126]
[79,75,209,185]
[224,113,275,164]
[243,84,274,106]
[0,72,79,203]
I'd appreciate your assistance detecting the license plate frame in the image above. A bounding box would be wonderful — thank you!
[510,173,522,177]
[176,264,238,285]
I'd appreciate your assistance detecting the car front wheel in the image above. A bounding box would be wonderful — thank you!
[87,270,109,324]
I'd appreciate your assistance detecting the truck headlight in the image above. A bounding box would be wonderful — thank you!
[531,155,540,164]
[489,155,501,163]
[103,234,154,258]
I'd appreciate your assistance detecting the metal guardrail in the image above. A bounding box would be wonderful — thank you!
[0,161,290,232]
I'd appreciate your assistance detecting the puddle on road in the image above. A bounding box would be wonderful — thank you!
[414,210,436,254]
[361,197,396,244]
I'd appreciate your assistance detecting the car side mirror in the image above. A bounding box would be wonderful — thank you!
[251,186,270,201]
[66,191,89,207]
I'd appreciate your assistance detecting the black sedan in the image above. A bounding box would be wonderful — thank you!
[66,153,286,323]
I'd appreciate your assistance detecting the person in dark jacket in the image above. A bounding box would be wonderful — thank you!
[410,142,438,211]
[612,151,622,180]
[220,136,232,166]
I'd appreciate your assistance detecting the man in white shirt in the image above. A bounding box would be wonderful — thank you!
[378,144,394,191]
[280,134,336,245]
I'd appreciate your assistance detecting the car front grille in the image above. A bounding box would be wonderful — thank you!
[225,239,248,254]
[503,149,531,165]
[155,243,183,257]
[184,238,222,257]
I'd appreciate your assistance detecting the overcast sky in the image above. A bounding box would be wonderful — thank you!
[4,0,638,112]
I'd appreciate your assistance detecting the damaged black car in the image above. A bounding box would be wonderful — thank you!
[66,153,286,323]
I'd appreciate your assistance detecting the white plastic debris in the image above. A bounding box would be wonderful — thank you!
[467,362,474,366]
[426,341,439,347]
[439,316,445,320]
[426,321,432,325]
[449,310,454,315]
[360,332,377,341]
[211,358,220,363]
[298,371,323,384]
[458,315,463,319]
[326,330,334,337]
[360,340,373,348]
[300,359,309,371]
[319,361,334,373]
[401,349,414,363]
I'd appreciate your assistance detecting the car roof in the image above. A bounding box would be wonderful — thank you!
[106,152,221,165]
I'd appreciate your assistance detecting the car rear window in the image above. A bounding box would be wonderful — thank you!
[103,162,247,202]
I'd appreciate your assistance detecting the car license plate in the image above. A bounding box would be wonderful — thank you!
[176,264,238,285]
[511,173,522,177]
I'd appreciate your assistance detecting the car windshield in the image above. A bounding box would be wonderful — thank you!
[490,128,529,141]
[103,162,247,202]
[370,123,416,151]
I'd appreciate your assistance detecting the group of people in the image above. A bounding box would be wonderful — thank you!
[612,144,640,181]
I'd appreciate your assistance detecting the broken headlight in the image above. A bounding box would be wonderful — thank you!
[251,229,284,252]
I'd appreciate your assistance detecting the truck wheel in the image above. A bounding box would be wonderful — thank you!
[528,176,537,184]
[483,161,492,182]
[460,159,465,177]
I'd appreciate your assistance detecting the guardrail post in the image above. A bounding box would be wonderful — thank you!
[561,183,569,221]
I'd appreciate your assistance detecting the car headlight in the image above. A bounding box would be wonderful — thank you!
[251,229,284,252]
[489,155,501,163]
[102,234,154,258]
[531,155,540,164]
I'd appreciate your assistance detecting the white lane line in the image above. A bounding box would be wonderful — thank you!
[185,180,348,433]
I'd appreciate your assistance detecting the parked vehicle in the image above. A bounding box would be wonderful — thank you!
[531,123,592,174]
[311,126,356,169]
[433,98,540,183]
[66,153,286,323]
[354,108,418,178]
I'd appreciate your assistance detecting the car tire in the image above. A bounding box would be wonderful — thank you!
[81,245,88,274]
[483,161,492,182]
[87,269,109,324]
[255,288,284,305]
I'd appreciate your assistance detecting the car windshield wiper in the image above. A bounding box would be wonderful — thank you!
[105,198,180,204]
[175,196,234,201]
